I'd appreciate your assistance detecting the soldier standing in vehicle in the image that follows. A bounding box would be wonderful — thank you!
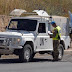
[48,21,61,61]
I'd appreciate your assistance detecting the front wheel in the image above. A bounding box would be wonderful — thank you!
[52,44,64,61]
[19,44,33,62]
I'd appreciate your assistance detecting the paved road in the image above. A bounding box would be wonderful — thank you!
[0,42,72,72]
[0,60,72,72]
[0,50,72,72]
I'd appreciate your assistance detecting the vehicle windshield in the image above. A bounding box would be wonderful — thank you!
[8,19,37,31]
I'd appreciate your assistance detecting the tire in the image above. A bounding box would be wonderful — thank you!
[0,55,1,58]
[19,44,33,62]
[58,44,64,60]
[52,44,64,61]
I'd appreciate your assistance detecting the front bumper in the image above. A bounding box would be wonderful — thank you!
[0,45,23,55]
[0,45,23,49]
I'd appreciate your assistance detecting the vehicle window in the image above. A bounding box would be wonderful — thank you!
[38,23,46,33]
[9,21,17,29]
[8,19,37,31]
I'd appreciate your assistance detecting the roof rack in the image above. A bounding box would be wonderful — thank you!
[10,9,50,17]
[10,9,52,22]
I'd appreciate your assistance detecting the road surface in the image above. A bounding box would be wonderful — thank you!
[0,49,72,72]
[0,60,72,72]
[0,42,72,72]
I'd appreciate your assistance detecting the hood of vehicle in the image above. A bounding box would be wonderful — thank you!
[0,31,34,37]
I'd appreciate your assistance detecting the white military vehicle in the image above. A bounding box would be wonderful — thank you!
[0,9,70,62]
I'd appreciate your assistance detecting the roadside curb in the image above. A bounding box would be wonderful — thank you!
[64,49,72,52]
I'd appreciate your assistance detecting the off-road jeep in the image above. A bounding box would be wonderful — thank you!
[0,10,64,62]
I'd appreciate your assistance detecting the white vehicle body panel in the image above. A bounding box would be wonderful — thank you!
[0,17,53,54]
[61,36,70,49]
[35,34,53,52]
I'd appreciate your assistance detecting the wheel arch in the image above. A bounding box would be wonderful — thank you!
[24,41,34,52]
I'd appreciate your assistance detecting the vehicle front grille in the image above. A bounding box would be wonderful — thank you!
[0,40,4,43]
[0,40,4,45]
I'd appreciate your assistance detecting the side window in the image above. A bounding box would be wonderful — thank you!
[38,23,46,33]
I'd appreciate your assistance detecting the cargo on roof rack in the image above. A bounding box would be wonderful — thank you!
[10,9,50,17]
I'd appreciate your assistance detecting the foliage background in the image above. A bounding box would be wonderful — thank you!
[0,0,72,16]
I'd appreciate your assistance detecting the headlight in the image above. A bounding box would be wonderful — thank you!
[13,38,21,45]
[6,38,21,46]
[17,38,21,44]
[17,38,20,42]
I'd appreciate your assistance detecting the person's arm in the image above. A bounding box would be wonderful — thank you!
[48,29,58,38]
